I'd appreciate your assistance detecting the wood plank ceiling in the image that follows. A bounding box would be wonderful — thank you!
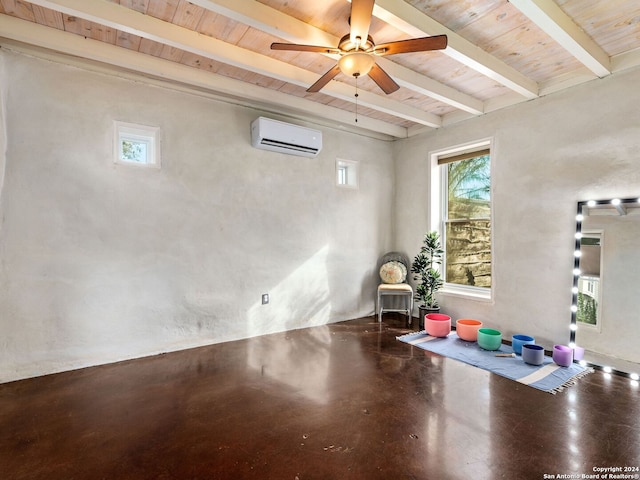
[1,0,639,138]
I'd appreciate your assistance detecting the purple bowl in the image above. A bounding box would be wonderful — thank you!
[571,345,585,361]
[553,345,574,367]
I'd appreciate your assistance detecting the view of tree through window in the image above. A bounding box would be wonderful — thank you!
[576,235,601,326]
[121,139,148,163]
[444,154,491,288]
[114,121,159,167]
[577,290,598,325]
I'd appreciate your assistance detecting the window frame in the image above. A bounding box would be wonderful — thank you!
[430,139,494,302]
[576,230,603,332]
[114,121,161,168]
[336,158,359,189]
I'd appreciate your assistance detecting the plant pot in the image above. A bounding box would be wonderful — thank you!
[418,306,439,330]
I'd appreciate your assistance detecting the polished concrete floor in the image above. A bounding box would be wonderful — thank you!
[1,316,639,479]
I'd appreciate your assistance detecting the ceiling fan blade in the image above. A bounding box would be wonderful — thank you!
[374,35,448,56]
[307,64,342,93]
[349,0,374,47]
[368,63,400,94]
[271,42,340,54]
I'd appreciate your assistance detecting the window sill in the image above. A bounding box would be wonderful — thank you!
[440,285,493,303]
[576,322,601,333]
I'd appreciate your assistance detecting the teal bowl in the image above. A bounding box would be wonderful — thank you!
[477,328,502,351]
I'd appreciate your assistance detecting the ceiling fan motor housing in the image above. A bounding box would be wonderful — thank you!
[338,34,375,52]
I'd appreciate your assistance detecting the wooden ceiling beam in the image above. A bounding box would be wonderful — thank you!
[24,0,442,128]
[188,0,338,49]
[612,47,640,74]
[189,0,483,115]
[509,0,610,78]
[372,0,539,99]
[0,14,407,138]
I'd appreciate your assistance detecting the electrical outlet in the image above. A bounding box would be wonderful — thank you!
[262,293,269,305]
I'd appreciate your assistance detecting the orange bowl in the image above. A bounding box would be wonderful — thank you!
[456,319,483,342]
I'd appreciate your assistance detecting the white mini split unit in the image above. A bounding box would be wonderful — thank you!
[251,117,322,158]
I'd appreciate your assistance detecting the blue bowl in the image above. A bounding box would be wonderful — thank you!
[522,344,545,366]
[512,334,535,355]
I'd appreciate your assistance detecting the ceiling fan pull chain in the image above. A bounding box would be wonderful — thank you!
[354,73,359,123]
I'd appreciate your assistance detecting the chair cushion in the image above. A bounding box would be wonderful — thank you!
[378,283,412,292]
[379,261,407,284]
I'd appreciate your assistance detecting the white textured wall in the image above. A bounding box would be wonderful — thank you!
[0,53,6,210]
[0,50,394,383]
[395,66,640,351]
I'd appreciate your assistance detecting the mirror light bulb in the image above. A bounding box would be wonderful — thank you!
[603,366,612,373]
[611,198,621,205]
[575,232,582,239]
[587,200,596,207]
[573,268,581,276]
[572,286,579,294]
[571,305,578,313]
[630,373,640,381]
[576,214,584,221]
[574,250,582,257]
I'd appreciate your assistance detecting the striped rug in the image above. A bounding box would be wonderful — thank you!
[397,331,593,394]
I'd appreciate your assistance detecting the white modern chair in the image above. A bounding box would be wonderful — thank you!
[376,252,413,325]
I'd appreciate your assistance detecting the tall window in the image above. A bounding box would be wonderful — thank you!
[432,141,492,296]
[576,233,601,328]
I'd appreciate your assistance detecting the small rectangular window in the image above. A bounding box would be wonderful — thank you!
[338,165,348,185]
[336,158,358,189]
[114,121,160,167]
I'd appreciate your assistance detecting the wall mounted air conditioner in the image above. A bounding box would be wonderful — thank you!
[251,117,322,158]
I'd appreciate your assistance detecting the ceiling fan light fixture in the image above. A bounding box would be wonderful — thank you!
[270,2,447,95]
[338,52,375,77]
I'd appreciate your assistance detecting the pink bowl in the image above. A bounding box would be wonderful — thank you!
[456,319,483,342]
[425,313,451,337]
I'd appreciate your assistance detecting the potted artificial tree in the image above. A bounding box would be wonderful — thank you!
[411,231,444,330]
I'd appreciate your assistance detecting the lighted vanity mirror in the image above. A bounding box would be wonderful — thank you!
[571,197,640,377]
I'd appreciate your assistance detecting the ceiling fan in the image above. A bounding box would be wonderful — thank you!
[270,0,447,94]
